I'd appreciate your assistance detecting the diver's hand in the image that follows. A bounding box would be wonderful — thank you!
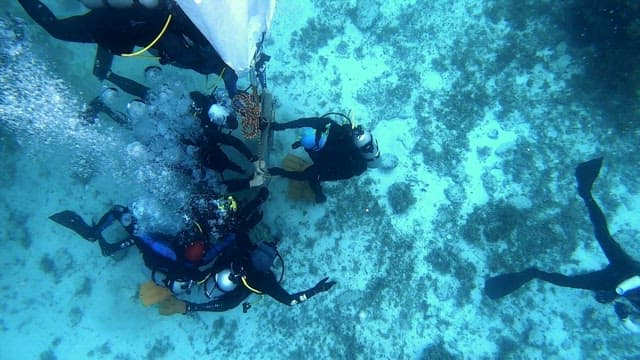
[249,172,265,188]
[313,277,336,293]
[253,160,266,175]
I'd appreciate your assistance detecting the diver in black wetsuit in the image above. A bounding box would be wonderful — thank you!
[485,158,640,331]
[187,91,266,193]
[49,189,270,291]
[17,0,238,98]
[268,114,378,203]
[169,229,336,315]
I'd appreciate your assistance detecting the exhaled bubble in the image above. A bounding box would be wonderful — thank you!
[127,98,147,120]
[144,65,162,85]
[99,87,119,107]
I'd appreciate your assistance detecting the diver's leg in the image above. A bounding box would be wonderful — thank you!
[307,178,326,203]
[221,67,238,99]
[223,178,251,193]
[18,0,95,42]
[303,167,326,203]
[268,167,307,181]
[49,210,97,241]
[224,160,247,177]
[485,268,538,299]
[98,238,135,257]
[581,195,632,265]
[185,287,250,313]
[486,267,622,299]
[533,268,616,292]
[93,206,138,256]
[576,158,603,198]
[235,187,269,220]
[105,72,150,99]
[92,45,150,99]
[235,187,269,229]
[575,159,633,265]
[83,96,128,125]
[49,209,134,256]
[93,46,113,80]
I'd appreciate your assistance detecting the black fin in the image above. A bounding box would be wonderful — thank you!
[575,157,603,197]
[484,269,537,300]
[49,210,97,242]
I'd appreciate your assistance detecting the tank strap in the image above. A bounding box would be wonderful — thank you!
[121,14,172,57]
[241,276,263,294]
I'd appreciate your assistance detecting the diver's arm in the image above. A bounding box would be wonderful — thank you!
[184,287,250,313]
[249,272,336,306]
[17,0,96,42]
[217,132,257,161]
[272,117,333,131]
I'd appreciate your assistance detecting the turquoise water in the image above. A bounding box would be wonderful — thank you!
[1,1,639,359]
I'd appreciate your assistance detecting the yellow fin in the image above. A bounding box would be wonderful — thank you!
[281,154,315,201]
[139,281,172,306]
[158,296,187,316]
[282,153,310,171]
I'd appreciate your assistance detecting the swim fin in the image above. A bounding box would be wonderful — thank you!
[139,281,172,306]
[281,154,315,202]
[49,210,98,242]
[158,296,187,316]
[575,157,603,197]
[484,268,537,300]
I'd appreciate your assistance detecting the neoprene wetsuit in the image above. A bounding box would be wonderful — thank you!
[269,117,368,202]
[17,0,238,97]
[484,158,640,328]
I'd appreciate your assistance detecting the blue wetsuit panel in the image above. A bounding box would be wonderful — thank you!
[202,233,236,264]
[139,233,177,262]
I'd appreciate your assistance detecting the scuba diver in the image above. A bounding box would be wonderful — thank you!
[49,188,270,293]
[159,230,337,315]
[17,0,239,99]
[187,90,266,192]
[485,158,640,332]
[267,113,379,203]
[49,187,336,315]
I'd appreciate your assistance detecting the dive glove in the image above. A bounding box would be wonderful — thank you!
[313,277,336,293]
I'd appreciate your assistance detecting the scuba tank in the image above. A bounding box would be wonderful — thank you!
[215,269,238,292]
[79,0,160,9]
[202,268,238,298]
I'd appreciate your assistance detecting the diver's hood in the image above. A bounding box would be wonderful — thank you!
[175,0,276,73]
